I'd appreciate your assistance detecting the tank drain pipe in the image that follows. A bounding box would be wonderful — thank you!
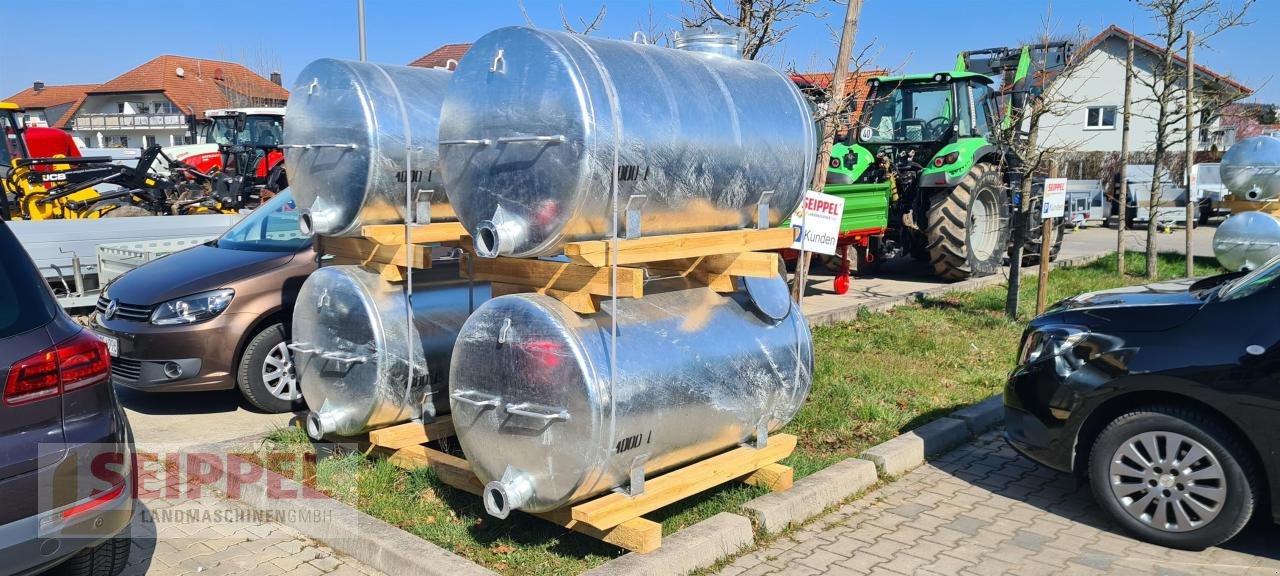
[484,468,535,519]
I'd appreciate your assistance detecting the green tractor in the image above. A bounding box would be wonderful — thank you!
[820,43,1071,285]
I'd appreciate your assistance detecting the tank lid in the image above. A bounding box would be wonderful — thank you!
[742,275,792,322]
[673,24,746,58]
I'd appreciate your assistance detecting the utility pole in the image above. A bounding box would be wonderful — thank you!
[792,0,863,301]
[1118,35,1134,277]
[1035,161,1060,315]
[1184,30,1196,277]
[357,0,368,62]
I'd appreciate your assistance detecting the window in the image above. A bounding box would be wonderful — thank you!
[972,83,996,136]
[144,135,157,148]
[214,191,310,253]
[153,101,179,114]
[1086,106,1117,129]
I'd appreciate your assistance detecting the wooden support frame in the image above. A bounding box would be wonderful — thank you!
[382,433,796,553]
[317,236,432,269]
[462,256,646,315]
[367,417,455,450]
[360,222,468,245]
[563,228,796,267]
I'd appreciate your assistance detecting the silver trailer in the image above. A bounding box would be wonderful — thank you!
[285,59,454,237]
[438,25,816,258]
[10,214,242,309]
[292,262,489,438]
[449,274,812,518]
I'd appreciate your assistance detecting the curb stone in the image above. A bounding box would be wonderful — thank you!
[741,458,878,535]
[859,432,924,476]
[583,512,754,576]
[951,395,1005,435]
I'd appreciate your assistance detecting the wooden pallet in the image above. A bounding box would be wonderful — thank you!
[461,228,795,314]
[369,420,796,553]
[314,222,468,281]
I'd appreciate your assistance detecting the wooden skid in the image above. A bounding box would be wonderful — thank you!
[360,222,468,245]
[384,433,796,553]
[367,417,456,450]
[563,228,796,267]
[317,236,432,269]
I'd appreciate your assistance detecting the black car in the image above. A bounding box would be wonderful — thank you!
[1005,261,1280,550]
[0,221,134,575]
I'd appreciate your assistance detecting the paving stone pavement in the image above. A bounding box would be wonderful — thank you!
[717,431,1280,576]
[118,495,382,576]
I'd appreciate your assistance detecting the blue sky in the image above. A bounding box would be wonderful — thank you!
[2,0,1274,102]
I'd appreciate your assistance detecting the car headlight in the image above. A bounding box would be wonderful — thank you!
[1018,325,1089,365]
[150,289,235,326]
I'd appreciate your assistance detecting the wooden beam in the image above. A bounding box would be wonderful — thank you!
[394,446,664,553]
[563,228,796,267]
[320,236,431,268]
[464,256,645,299]
[643,251,782,279]
[741,463,793,492]
[367,417,455,450]
[360,222,468,245]
[490,282,600,314]
[569,434,797,530]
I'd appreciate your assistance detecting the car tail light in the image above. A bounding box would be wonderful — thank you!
[4,331,110,406]
[61,479,126,519]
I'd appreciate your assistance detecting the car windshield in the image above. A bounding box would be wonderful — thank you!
[859,81,954,143]
[204,114,284,147]
[1219,254,1280,301]
[215,190,311,252]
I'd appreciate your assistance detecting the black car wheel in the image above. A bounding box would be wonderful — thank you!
[237,323,302,413]
[1088,406,1257,550]
[48,536,130,576]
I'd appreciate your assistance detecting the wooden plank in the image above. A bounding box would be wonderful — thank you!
[490,282,599,314]
[464,256,645,299]
[570,434,798,530]
[389,445,485,494]
[563,228,797,267]
[321,236,431,268]
[582,518,662,554]
[643,252,781,279]
[741,463,793,492]
[692,270,737,293]
[367,417,455,450]
[360,222,468,245]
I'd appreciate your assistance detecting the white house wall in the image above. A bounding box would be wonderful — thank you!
[1038,36,1208,154]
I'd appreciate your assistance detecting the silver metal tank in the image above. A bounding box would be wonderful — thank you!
[1213,211,1280,271]
[292,262,489,438]
[448,275,812,518]
[1220,136,1280,201]
[438,26,817,258]
[284,58,453,237]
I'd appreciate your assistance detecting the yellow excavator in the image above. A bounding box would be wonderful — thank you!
[0,101,185,219]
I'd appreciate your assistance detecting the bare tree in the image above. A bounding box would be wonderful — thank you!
[1131,0,1254,279]
[517,1,606,34]
[680,0,828,60]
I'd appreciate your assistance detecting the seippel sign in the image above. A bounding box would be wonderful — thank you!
[790,190,846,256]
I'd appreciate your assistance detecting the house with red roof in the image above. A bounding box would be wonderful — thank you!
[408,43,470,70]
[3,55,288,149]
[1038,25,1252,153]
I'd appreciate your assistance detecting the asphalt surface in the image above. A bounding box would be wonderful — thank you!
[119,223,1221,447]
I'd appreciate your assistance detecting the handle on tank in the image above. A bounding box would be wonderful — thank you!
[504,402,571,423]
[439,135,565,147]
[286,342,318,354]
[279,144,359,150]
[451,390,501,410]
[319,350,368,368]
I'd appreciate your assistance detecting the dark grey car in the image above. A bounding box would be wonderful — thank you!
[0,221,134,576]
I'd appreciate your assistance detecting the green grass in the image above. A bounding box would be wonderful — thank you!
[262,251,1221,575]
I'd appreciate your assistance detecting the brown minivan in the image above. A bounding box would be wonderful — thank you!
[92,190,314,413]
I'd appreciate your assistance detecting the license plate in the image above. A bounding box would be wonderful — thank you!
[95,332,119,357]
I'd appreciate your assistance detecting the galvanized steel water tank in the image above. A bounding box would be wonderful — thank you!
[285,58,453,237]
[292,262,489,438]
[438,26,817,258]
[448,275,812,517]
[1213,211,1280,271]
[1220,136,1280,201]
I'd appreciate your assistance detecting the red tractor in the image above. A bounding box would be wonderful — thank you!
[164,107,287,209]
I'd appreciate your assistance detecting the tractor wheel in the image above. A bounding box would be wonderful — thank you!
[925,163,1010,281]
[88,202,154,218]
[1022,216,1066,266]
